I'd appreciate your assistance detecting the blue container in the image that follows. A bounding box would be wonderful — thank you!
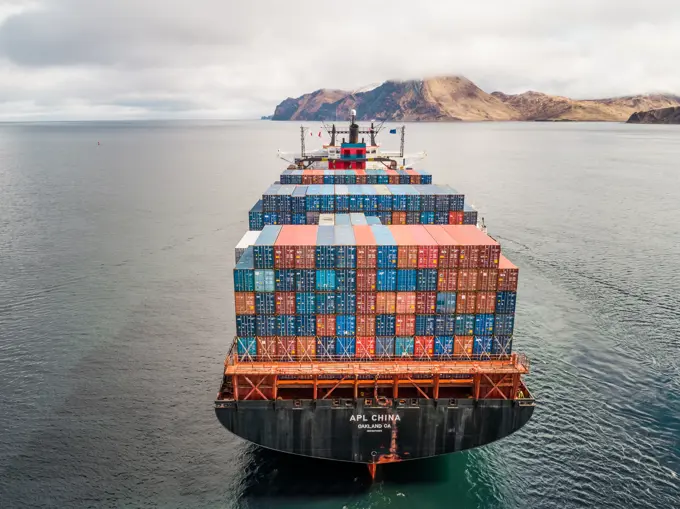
[376,269,397,291]
[336,315,356,336]
[236,337,257,359]
[278,212,292,224]
[377,211,392,225]
[316,269,337,291]
[336,336,356,358]
[436,292,457,314]
[234,249,255,291]
[249,200,264,230]
[292,213,306,225]
[455,314,475,336]
[253,225,282,269]
[406,195,421,212]
[295,292,316,314]
[305,186,321,210]
[473,336,493,355]
[319,192,335,213]
[295,315,316,336]
[463,203,478,225]
[336,193,350,213]
[334,213,351,225]
[276,185,295,212]
[315,226,336,269]
[435,314,456,336]
[434,336,454,357]
[434,211,449,224]
[316,337,336,359]
[277,315,296,336]
[292,186,307,214]
[255,315,276,336]
[335,226,357,268]
[366,216,381,225]
[255,292,275,314]
[376,314,396,336]
[376,336,395,357]
[371,225,397,268]
[377,194,393,211]
[254,269,275,292]
[336,292,356,314]
[236,316,256,337]
[263,212,278,226]
[474,314,495,336]
[294,269,316,291]
[274,269,295,292]
[415,315,436,335]
[420,211,435,224]
[397,269,417,292]
[388,186,407,211]
[335,270,357,292]
[492,335,512,355]
[496,292,517,314]
[395,337,414,356]
[316,292,336,314]
[417,269,438,291]
[406,212,420,225]
[262,183,281,212]
[494,314,515,335]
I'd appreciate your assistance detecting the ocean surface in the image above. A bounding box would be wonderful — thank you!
[0,120,678,509]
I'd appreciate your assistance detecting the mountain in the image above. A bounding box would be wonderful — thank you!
[271,76,680,122]
[627,106,680,124]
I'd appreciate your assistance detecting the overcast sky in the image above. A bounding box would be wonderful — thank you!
[1,0,679,120]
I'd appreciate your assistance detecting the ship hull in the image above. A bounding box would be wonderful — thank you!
[215,397,535,463]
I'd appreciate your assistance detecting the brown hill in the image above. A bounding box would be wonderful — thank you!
[627,106,680,124]
[271,76,680,122]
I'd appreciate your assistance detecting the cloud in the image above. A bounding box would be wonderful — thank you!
[0,0,679,119]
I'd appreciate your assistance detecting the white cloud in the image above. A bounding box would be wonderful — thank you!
[0,0,679,119]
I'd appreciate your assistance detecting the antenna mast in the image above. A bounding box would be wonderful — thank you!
[300,126,306,157]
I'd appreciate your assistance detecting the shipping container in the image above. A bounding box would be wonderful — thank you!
[255,292,275,314]
[336,315,357,336]
[395,337,415,356]
[255,315,276,336]
[395,314,416,336]
[336,337,356,358]
[297,336,316,360]
[294,269,316,292]
[454,335,473,356]
[336,292,356,314]
[473,336,493,356]
[249,200,264,230]
[275,292,296,315]
[498,255,519,291]
[315,292,336,314]
[236,315,256,337]
[236,337,257,361]
[376,292,396,314]
[435,314,456,336]
[494,314,515,335]
[356,337,376,359]
[415,336,434,357]
[254,269,276,292]
[397,269,417,292]
[274,269,295,292]
[234,247,255,292]
[257,336,277,361]
[437,269,458,291]
[396,292,416,314]
[417,269,438,291]
[295,292,315,314]
[376,269,397,291]
[356,315,376,336]
[456,292,477,314]
[376,314,396,336]
[235,231,262,264]
[434,336,454,357]
[277,315,296,336]
[336,269,357,292]
[371,225,398,268]
[435,292,457,314]
[415,315,436,335]
[316,314,337,336]
[495,291,517,314]
[356,292,377,314]
[376,336,395,357]
[478,268,499,292]
[458,269,480,291]
[474,314,495,336]
[353,225,377,268]
[235,292,256,315]
[492,335,513,355]
[316,269,337,291]
[455,314,475,336]
[277,337,297,361]
[315,225,335,269]
[316,336,336,360]
[356,269,377,292]
[476,292,497,314]
[253,225,282,269]
[295,314,316,336]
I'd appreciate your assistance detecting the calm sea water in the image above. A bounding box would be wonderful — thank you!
[0,120,678,509]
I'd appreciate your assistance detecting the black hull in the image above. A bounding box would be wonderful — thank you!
[215,397,535,463]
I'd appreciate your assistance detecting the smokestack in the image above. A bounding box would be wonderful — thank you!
[349,109,359,144]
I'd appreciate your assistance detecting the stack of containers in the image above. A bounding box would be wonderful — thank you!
[280,169,432,185]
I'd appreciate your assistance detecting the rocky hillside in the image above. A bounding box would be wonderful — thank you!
[271,76,680,122]
[627,106,680,124]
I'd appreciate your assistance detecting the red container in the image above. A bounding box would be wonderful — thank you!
[356,315,376,336]
[448,211,464,225]
[392,211,407,225]
[257,337,277,360]
[456,292,477,314]
[457,269,479,291]
[416,292,436,314]
[437,269,458,291]
[454,336,473,356]
[356,174,367,184]
[297,336,316,360]
[405,169,421,184]
[276,225,319,269]
[376,292,396,314]
[477,268,499,291]
[397,246,418,268]
[424,225,459,268]
[387,170,399,184]
[353,225,377,268]
[357,269,377,292]
[476,292,496,314]
[277,337,296,358]
[396,292,416,314]
[275,292,296,315]
[415,336,434,357]
[234,292,255,315]
[356,292,377,314]
[316,315,336,336]
[302,174,313,185]
[498,255,519,291]
[409,225,439,268]
[356,337,376,359]
[395,314,416,336]
[442,225,500,268]
[389,226,418,268]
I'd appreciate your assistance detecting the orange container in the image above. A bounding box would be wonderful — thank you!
[498,255,519,290]
[356,292,377,314]
[456,292,477,314]
[297,337,316,360]
[457,269,479,291]
[392,211,407,225]
[396,292,416,314]
[477,268,499,291]
[376,292,396,314]
[275,292,296,315]
[454,336,473,356]
[257,337,277,360]
[277,337,296,359]
[235,292,255,315]
[316,315,336,336]
[476,292,497,314]
[356,315,376,336]
[416,292,436,314]
[437,269,458,291]
[395,314,416,336]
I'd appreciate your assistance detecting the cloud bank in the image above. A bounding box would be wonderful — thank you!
[0,0,679,120]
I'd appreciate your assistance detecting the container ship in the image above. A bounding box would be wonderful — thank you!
[215,112,535,478]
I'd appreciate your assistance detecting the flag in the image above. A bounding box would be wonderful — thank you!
[389,128,397,134]
[318,131,321,137]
